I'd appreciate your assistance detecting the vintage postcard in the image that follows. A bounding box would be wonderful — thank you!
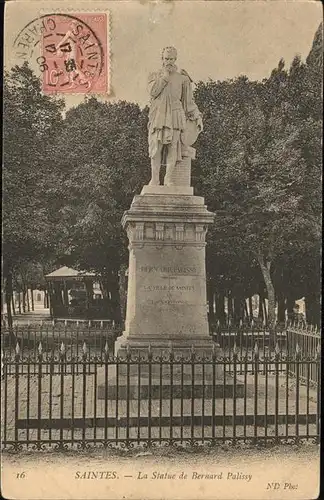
[2,0,322,499]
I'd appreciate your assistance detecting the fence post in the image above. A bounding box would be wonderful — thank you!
[169,343,174,444]
[232,342,238,444]
[82,342,87,447]
[59,342,65,447]
[191,345,196,445]
[274,342,280,443]
[14,342,20,446]
[37,342,43,446]
[147,344,152,448]
[316,342,321,442]
[104,341,109,446]
[253,342,259,443]
[211,343,216,445]
[126,343,131,448]
[294,343,300,443]
[2,350,8,447]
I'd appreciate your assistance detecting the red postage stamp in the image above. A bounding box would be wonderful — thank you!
[40,13,108,93]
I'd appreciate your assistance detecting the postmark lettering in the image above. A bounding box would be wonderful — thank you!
[13,13,108,94]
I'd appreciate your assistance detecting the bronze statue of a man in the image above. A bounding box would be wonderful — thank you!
[148,46,203,186]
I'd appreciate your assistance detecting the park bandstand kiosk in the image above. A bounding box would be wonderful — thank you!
[45,266,113,324]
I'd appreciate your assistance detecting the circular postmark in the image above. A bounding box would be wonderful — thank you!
[13,13,107,93]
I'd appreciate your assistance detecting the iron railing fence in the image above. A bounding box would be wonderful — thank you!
[2,327,119,375]
[212,322,320,355]
[1,342,320,451]
[2,323,320,376]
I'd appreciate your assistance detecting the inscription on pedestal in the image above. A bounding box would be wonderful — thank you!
[122,194,214,339]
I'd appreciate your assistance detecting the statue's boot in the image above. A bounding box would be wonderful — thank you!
[148,160,160,186]
[164,163,175,186]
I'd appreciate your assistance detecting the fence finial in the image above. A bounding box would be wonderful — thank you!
[233,341,238,356]
[60,342,65,355]
[126,343,131,358]
[275,341,280,356]
[295,342,301,357]
[253,341,259,357]
[104,341,109,354]
[217,319,220,328]
[147,344,152,359]
[38,342,43,355]
[82,341,87,355]
[251,318,254,328]
[239,319,243,328]
[316,342,321,358]
[15,342,20,356]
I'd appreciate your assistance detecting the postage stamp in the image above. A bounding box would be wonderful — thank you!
[13,13,108,94]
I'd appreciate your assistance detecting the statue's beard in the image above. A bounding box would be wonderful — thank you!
[164,62,177,72]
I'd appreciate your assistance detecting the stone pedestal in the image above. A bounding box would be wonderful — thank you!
[119,187,215,354]
[97,187,244,403]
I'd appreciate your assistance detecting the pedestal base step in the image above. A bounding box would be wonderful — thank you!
[97,381,244,400]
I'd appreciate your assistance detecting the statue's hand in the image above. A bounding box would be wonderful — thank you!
[161,68,170,80]
[197,116,203,133]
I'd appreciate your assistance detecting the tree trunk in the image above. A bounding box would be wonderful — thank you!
[286,295,295,324]
[26,288,30,312]
[11,294,16,316]
[244,299,249,321]
[206,281,215,327]
[263,298,268,324]
[248,296,253,321]
[305,292,320,327]
[63,281,69,308]
[44,290,49,309]
[85,280,94,318]
[227,294,233,324]
[110,277,122,325]
[5,272,14,330]
[233,296,242,326]
[258,293,264,321]
[48,286,54,318]
[215,293,226,325]
[31,288,35,311]
[277,292,286,324]
[22,288,26,313]
[258,257,276,339]
[119,264,128,328]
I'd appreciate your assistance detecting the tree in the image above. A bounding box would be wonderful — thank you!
[3,62,64,327]
[194,22,322,332]
[48,98,150,323]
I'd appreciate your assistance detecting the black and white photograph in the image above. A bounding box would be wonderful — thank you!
[1,1,322,498]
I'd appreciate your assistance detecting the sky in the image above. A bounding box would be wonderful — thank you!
[5,1,322,108]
